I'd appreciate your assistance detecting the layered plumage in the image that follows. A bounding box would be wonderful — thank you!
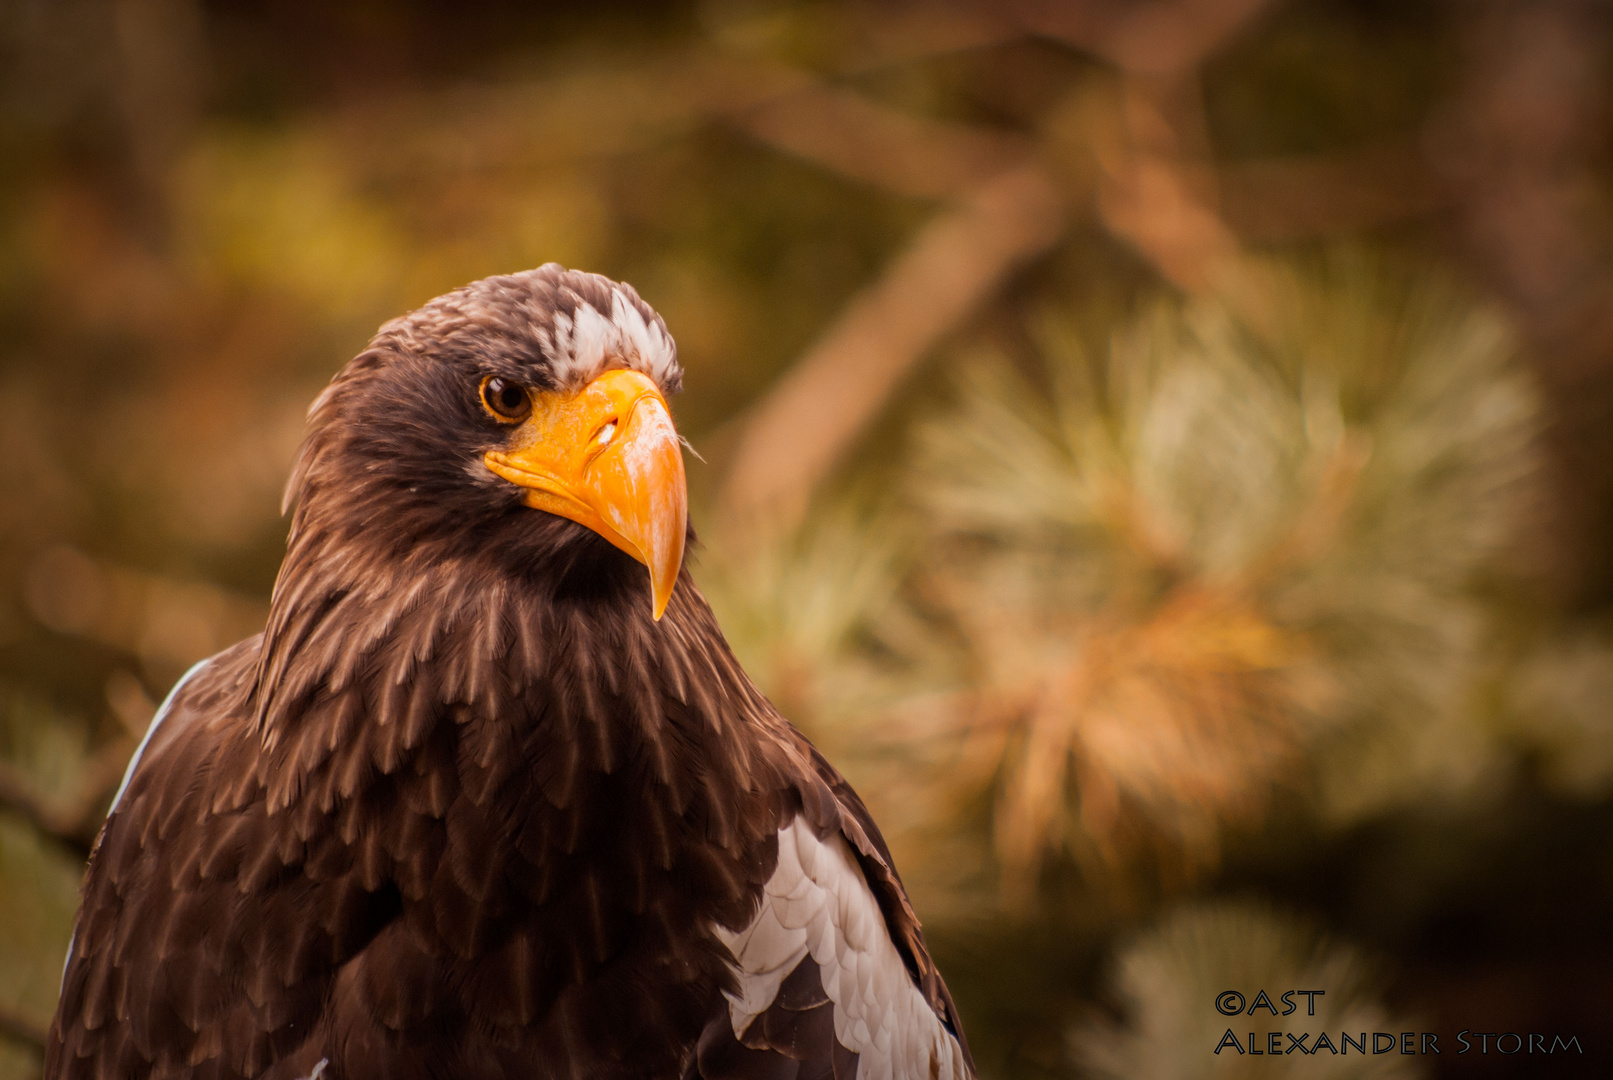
[47,266,974,1080]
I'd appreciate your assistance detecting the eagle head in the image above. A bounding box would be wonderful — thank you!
[281,264,689,620]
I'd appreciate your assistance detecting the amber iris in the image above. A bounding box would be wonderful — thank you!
[482,376,533,422]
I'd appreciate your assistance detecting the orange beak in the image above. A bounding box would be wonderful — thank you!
[484,369,687,620]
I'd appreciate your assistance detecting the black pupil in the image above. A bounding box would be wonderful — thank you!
[489,379,525,415]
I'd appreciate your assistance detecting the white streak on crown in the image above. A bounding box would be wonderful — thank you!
[543,287,678,392]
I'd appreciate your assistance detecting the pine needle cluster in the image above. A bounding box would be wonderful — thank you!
[707,254,1580,909]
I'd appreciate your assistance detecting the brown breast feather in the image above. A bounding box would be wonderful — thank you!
[48,561,973,1080]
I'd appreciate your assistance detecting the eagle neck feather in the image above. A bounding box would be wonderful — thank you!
[247,518,780,846]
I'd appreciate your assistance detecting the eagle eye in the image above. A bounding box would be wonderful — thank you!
[481,376,532,422]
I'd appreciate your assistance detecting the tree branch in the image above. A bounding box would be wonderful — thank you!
[716,163,1066,535]
[701,2,1445,536]
[729,77,1032,201]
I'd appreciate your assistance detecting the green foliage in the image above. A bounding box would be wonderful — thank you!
[744,255,1551,887]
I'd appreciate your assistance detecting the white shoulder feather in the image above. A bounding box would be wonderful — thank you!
[715,816,969,1080]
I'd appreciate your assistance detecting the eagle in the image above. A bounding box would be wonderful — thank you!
[47,266,975,1080]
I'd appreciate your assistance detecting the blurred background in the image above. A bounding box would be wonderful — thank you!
[2,0,1612,1077]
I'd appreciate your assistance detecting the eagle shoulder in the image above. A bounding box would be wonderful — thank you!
[692,730,975,1080]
